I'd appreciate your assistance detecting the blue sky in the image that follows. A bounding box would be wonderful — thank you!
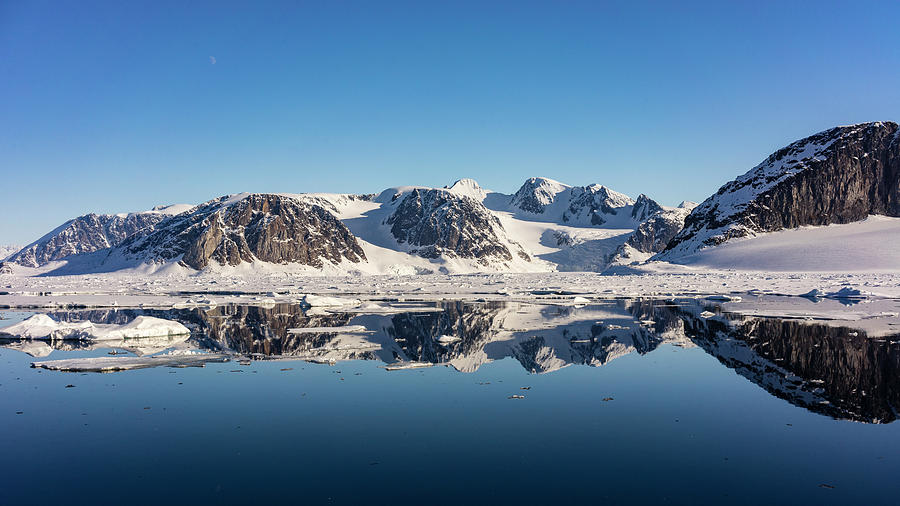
[2,0,899,244]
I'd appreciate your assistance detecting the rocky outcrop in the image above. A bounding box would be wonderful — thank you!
[564,184,635,225]
[386,188,529,263]
[508,177,641,227]
[630,194,663,221]
[610,207,694,265]
[9,211,173,267]
[661,121,900,259]
[510,177,569,214]
[123,193,366,269]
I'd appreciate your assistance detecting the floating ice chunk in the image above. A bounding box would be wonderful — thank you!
[333,302,441,314]
[825,287,867,300]
[32,352,229,372]
[287,325,370,334]
[382,361,434,371]
[572,296,591,305]
[173,298,217,308]
[436,335,461,345]
[0,315,190,341]
[706,295,742,302]
[700,311,716,318]
[799,288,826,299]
[301,294,362,307]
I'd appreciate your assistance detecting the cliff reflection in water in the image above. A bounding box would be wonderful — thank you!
[4,298,899,423]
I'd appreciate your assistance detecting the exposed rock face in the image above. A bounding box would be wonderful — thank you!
[386,188,529,263]
[9,212,170,267]
[661,121,900,259]
[0,262,12,275]
[611,207,694,265]
[508,177,640,227]
[630,194,663,221]
[123,193,366,269]
[510,177,569,214]
[565,184,635,225]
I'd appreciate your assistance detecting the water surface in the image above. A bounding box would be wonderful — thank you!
[2,299,899,505]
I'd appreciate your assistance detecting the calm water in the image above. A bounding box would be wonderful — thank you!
[1,299,899,505]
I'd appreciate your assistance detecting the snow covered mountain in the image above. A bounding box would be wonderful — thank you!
[385,187,531,265]
[503,177,651,228]
[610,204,697,265]
[7,121,900,275]
[0,245,21,262]
[659,121,900,261]
[120,193,367,270]
[4,178,674,274]
[7,204,191,267]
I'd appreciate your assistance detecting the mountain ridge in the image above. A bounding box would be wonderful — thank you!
[7,120,898,275]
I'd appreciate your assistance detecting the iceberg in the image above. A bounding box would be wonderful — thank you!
[0,314,190,341]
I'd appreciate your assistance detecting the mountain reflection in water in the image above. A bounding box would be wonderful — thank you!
[4,298,899,424]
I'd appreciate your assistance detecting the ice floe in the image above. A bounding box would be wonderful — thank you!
[31,352,229,372]
[0,314,190,341]
[287,325,371,334]
[301,294,362,307]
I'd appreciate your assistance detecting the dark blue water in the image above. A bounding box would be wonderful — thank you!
[1,300,899,505]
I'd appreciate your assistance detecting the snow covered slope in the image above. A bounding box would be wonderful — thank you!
[10,178,673,275]
[665,215,900,272]
[499,177,651,228]
[0,245,21,261]
[284,178,664,274]
[7,204,191,267]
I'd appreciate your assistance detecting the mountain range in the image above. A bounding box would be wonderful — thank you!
[3,121,898,275]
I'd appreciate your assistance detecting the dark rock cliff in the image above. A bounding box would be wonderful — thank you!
[661,121,900,259]
[124,194,366,269]
[386,188,529,263]
[9,212,168,267]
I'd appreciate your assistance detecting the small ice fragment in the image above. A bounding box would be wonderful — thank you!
[287,325,370,334]
[301,294,362,307]
[436,335,461,345]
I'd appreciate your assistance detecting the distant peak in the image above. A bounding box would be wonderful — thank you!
[447,178,481,189]
[511,177,570,213]
[445,178,487,201]
[150,203,195,215]
[522,176,568,189]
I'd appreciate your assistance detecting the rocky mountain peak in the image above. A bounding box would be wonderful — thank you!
[123,193,366,270]
[386,188,529,264]
[445,178,487,201]
[8,211,168,267]
[564,184,635,226]
[631,194,664,221]
[510,177,570,214]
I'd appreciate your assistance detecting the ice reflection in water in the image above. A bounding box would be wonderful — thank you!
[3,298,899,423]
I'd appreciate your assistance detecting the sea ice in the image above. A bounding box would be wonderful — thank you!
[0,314,190,341]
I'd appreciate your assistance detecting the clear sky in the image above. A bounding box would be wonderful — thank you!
[2,0,899,245]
